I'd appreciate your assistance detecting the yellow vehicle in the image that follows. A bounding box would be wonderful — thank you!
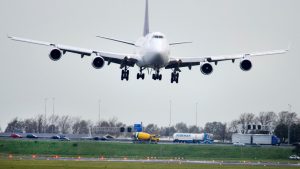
[133,132,159,144]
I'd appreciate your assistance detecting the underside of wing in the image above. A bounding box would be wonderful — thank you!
[167,48,289,70]
[8,36,139,68]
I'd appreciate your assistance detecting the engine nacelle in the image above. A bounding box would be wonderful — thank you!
[49,49,62,61]
[92,57,105,69]
[200,63,213,75]
[240,59,252,71]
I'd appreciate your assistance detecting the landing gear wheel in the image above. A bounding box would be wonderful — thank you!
[171,72,179,84]
[158,74,162,80]
[152,74,156,80]
[141,73,145,80]
[121,69,129,81]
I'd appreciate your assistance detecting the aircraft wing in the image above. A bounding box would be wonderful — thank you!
[8,36,139,67]
[166,48,289,69]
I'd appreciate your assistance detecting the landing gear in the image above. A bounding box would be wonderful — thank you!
[152,70,162,81]
[171,71,179,83]
[137,67,145,80]
[121,68,129,81]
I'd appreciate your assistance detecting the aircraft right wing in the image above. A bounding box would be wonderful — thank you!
[166,48,289,70]
[8,36,140,68]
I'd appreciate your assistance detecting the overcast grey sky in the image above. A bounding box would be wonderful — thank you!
[0,0,299,130]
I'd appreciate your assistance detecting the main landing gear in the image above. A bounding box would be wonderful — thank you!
[121,67,129,81]
[137,67,145,80]
[171,70,179,83]
[152,70,162,81]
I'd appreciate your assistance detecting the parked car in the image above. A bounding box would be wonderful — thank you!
[233,142,245,146]
[10,133,22,138]
[26,134,38,139]
[60,136,70,141]
[51,135,60,139]
[289,155,300,160]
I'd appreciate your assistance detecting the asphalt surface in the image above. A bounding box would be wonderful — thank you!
[4,155,300,167]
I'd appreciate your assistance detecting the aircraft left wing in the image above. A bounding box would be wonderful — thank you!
[166,48,289,69]
[8,36,139,67]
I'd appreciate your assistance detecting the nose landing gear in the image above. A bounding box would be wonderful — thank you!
[152,70,162,81]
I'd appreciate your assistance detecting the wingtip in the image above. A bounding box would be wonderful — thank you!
[7,35,12,39]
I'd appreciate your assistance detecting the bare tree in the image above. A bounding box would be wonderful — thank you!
[256,112,277,126]
[204,122,227,141]
[58,115,73,134]
[277,111,297,125]
[5,118,24,133]
[108,117,118,127]
[229,120,239,133]
[175,122,188,133]
[188,125,201,133]
[72,118,91,134]
[23,118,38,133]
[239,113,255,133]
[144,124,160,134]
[35,114,44,133]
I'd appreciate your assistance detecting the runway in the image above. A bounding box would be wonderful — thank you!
[7,155,300,167]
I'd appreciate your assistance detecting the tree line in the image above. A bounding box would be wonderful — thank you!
[3,111,300,143]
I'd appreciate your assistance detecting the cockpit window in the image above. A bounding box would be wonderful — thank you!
[153,35,164,39]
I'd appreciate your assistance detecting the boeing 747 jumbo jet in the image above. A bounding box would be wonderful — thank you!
[9,0,288,83]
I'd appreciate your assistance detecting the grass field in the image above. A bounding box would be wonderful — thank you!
[0,139,293,161]
[0,160,298,169]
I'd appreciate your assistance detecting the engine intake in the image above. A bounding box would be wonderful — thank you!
[240,59,252,71]
[200,63,213,75]
[92,57,105,69]
[49,49,62,61]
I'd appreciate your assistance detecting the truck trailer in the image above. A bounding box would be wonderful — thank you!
[232,133,280,145]
[173,133,213,144]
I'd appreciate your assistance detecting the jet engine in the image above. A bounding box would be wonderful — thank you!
[240,59,252,71]
[200,63,213,75]
[49,49,62,61]
[92,57,105,69]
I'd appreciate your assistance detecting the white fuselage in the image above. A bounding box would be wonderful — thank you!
[135,32,170,69]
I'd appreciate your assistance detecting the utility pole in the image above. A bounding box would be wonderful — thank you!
[196,102,198,127]
[288,104,292,145]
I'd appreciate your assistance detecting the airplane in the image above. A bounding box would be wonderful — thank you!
[8,0,289,83]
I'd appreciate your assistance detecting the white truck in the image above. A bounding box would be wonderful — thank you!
[232,133,280,145]
[173,133,213,144]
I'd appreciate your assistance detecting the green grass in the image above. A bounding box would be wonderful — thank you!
[0,139,293,161]
[0,160,298,169]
